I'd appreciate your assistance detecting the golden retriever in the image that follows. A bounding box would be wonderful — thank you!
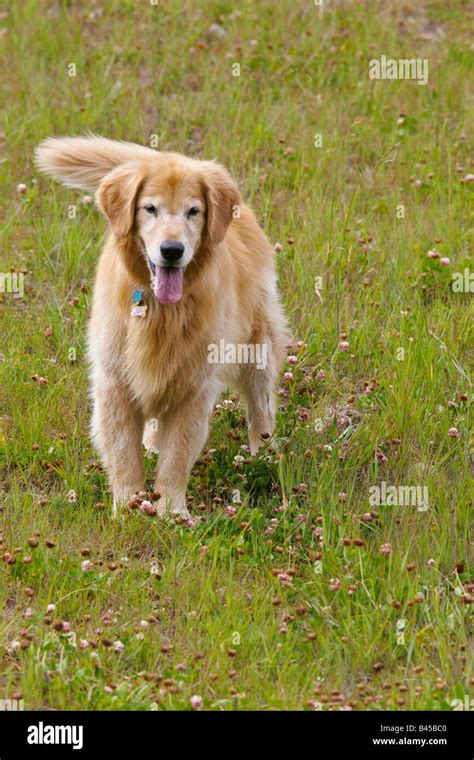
[35,136,288,517]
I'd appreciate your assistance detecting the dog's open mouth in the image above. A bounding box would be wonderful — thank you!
[149,260,183,305]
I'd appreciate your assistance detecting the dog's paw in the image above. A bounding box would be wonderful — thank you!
[153,492,190,520]
[249,431,272,456]
[113,487,145,519]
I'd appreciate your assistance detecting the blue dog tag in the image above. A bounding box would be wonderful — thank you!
[132,289,144,304]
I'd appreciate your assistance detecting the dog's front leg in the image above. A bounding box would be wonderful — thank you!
[154,391,217,518]
[91,381,144,517]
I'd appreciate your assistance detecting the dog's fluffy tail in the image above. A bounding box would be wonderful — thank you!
[35,134,157,190]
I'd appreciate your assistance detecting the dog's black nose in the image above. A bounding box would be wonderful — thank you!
[160,240,184,264]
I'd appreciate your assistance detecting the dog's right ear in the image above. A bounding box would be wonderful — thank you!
[96,164,144,240]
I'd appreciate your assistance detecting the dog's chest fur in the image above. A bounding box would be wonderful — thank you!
[124,293,225,414]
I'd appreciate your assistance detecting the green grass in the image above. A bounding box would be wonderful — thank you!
[0,0,472,711]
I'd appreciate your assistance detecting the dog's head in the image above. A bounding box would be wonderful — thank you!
[96,153,241,304]
[35,137,241,305]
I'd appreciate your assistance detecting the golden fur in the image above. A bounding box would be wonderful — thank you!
[36,136,288,517]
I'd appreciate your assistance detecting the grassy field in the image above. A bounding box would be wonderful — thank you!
[0,0,472,711]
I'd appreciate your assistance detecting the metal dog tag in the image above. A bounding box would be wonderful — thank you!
[131,304,148,317]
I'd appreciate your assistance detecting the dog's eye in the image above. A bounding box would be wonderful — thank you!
[144,204,157,214]
[188,207,200,218]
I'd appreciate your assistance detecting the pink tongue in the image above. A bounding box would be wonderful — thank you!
[153,267,183,304]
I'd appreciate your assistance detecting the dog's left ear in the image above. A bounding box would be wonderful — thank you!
[203,164,242,245]
[96,163,144,240]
